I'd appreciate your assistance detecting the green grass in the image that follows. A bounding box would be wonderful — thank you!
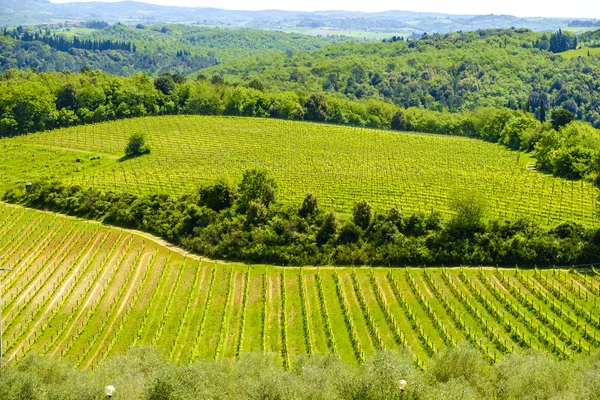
[2,204,600,368]
[1,115,598,226]
[561,47,600,58]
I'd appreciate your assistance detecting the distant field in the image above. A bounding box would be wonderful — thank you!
[0,115,598,226]
[561,47,600,58]
[2,204,600,368]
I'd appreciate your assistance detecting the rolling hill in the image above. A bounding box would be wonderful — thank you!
[1,203,600,369]
[1,115,597,226]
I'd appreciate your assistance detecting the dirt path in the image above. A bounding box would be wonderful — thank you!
[0,202,228,264]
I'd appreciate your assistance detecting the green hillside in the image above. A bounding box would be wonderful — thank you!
[1,115,597,226]
[1,203,600,369]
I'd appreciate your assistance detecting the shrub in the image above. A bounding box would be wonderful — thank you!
[124,132,151,157]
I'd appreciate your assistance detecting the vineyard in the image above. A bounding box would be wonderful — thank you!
[2,203,600,369]
[0,115,598,226]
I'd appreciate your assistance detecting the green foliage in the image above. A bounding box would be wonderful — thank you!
[549,29,578,53]
[317,211,338,246]
[5,345,600,400]
[448,190,487,237]
[153,74,176,95]
[391,109,407,130]
[551,107,575,131]
[7,178,600,266]
[337,221,362,244]
[204,28,600,128]
[299,192,318,219]
[304,93,330,122]
[236,169,277,212]
[198,181,235,211]
[535,121,600,179]
[353,199,373,230]
[124,132,150,157]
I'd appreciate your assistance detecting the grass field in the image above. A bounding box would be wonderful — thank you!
[0,116,598,226]
[2,203,600,369]
[561,47,600,58]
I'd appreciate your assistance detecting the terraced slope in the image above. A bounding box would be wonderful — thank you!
[0,116,597,226]
[1,203,600,369]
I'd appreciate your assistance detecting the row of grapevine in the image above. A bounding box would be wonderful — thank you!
[236,269,250,358]
[190,267,216,362]
[480,270,577,357]
[315,273,337,354]
[298,271,313,356]
[350,270,385,350]
[261,272,268,353]
[280,272,290,370]
[368,270,409,350]
[76,245,146,367]
[213,267,234,361]
[496,271,583,356]
[440,270,513,354]
[405,271,454,347]
[333,272,364,363]
[422,271,495,363]
[387,271,436,357]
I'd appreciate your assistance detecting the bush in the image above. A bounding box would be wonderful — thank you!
[124,132,151,157]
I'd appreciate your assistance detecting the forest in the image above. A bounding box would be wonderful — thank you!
[0,24,344,76]
[203,28,600,128]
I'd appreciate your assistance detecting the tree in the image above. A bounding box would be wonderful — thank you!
[154,74,176,95]
[299,193,318,218]
[124,132,150,157]
[199,182,235,211]
[338,221,362,244]
[236,169,277,212]
[539,100,546,123]
[210,75,225,85]
[353,199,373,230]
[550,107,575,130]
[316,211,337,245]
[447,190,487,237]
[304,93,330,122]
[248,79,265,91]
[391,109,407,130]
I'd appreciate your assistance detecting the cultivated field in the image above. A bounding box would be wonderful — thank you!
[2,203,600,369]
[0,116,597,226]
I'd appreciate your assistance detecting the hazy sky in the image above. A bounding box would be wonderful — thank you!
[48,0,600,19]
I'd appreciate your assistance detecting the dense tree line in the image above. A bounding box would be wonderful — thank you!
[203,28,600,128]
[0,36,217,77]
[3,27,136,53]
[579,29,600,47]
[568,20,600,28]
[2,345,599,399]
[6,172,600,267]
[548,29,578,53]
[2,69,600,183]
